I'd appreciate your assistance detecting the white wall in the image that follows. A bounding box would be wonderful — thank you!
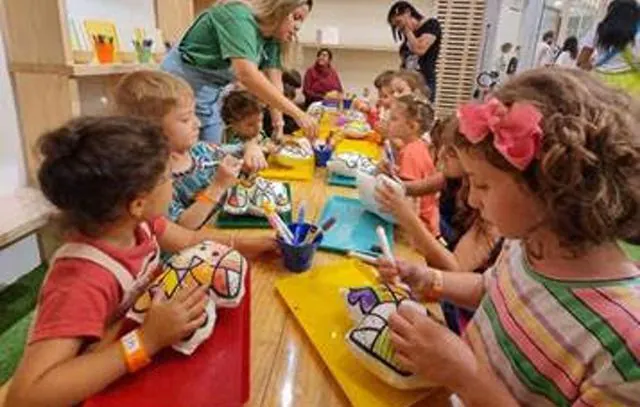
[65,0,159,114]
[297,47,398,96]
[295,0,437,96]
[0,22,41,287]
[65,0,157,51]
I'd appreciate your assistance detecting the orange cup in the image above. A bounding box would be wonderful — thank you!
[95,43,115,64]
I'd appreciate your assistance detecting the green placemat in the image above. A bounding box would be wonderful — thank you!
[215,183,292,229]
[327,173,357,188]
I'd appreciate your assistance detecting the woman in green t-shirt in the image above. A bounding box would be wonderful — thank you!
[162,0,316,143]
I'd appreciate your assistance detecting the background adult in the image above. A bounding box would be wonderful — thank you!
[302,48,343,107]
[161,0,316,143]
[555,36,578,67]
[577,0,640,96]
[534,31,556,67]
[493,42,513,83]
[387,1,442,102]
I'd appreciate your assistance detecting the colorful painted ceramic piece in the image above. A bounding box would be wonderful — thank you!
[341,284,411,323]
[342,120,372,139]
[273,139,314,168]
[128,240,248,355]
[224,177,291,217]
[342,285,431,390]
[327,152,377,178]
[357,173,405,224]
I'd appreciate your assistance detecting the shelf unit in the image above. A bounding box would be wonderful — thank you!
[434,0,486,114]
[9,62,160,77]
[299,42,398,53]
[3,0,196,184]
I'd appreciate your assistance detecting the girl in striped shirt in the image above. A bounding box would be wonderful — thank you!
[378,68,640,406]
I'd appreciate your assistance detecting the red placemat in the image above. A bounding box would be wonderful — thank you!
[83,278,251,407]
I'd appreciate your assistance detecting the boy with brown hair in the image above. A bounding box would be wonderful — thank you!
[114,70,267,230]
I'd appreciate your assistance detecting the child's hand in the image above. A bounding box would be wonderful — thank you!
[389,301,478,389]
[375,180,414,225]
[140,285,209,354]
[376,160,400,177]
[213,155,242,190]
[376,258,431,299]
[243,143,268,172]
[235,236,279,259]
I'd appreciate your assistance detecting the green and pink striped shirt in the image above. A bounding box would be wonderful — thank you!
[465,241,640,406]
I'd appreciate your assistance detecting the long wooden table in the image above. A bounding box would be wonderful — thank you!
[217,169,451,407]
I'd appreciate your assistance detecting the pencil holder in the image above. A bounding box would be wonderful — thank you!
[277,223,323,273]
[343,99,353,110]
[95,43,115,64]
[136,48,152,63]
[314,146,333,168]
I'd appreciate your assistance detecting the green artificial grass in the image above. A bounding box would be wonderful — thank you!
[0,264,46,384]
[0,311,33,384]
[621,241,640,262]
[0,264,46,334]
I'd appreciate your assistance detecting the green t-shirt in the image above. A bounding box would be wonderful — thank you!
[178,2,282,71]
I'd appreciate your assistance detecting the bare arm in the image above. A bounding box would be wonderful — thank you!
[404,172,446,197]
[404,30,437,56]
[453,223,500,273]
[158,220,276,259]
[265,68,285,135]
[158,220,232,253]
[6,338,131,407]
[577,46,594,70]
[440,269,486,309]
[176,184,226,230]
[232,59,303,124]
[396,208,458,272]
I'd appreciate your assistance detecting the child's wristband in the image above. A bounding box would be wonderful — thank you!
[196,190,217,205]
[120,329,151,373]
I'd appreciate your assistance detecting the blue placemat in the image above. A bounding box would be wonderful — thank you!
[327,173,357,188]
[317,195,393,256]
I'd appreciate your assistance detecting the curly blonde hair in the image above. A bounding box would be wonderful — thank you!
[395,94,435,134]
[454,68,640,248]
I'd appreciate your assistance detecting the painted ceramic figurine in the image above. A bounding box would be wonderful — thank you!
[272,138,314,168]
[128,240,248,355]
[224,176,291,217]
[327,152,377,178]
[342,285,432,389]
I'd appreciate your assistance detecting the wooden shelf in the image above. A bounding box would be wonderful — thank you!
[71,62,159,77]
[299,42,398,53]
[11,62,160,77]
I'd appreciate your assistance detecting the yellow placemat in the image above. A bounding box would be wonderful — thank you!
[276,259,430,407]
[334,139,382,161]
[260,157,315,181]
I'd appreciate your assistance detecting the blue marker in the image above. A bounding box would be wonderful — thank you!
[293,202,306,244]
[297,201,306,224]
[384,140,399,181]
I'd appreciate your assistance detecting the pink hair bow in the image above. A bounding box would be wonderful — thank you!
[457,98,543,170]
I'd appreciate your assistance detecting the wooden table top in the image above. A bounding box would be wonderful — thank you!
[216,169,452,407]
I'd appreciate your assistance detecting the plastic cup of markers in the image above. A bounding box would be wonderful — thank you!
[314,146,333,167]
[277,223,323,273]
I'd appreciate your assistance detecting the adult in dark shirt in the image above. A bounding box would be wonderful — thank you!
[387,1,442,102]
